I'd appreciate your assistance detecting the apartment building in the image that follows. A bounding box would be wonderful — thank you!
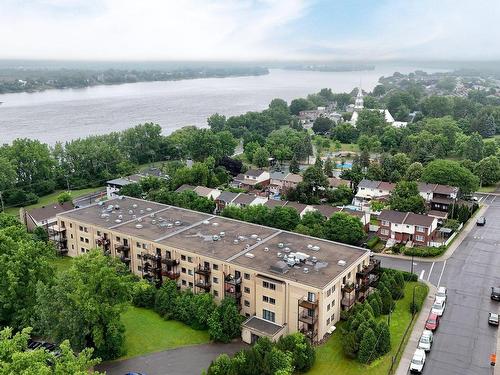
[57,196,377,344]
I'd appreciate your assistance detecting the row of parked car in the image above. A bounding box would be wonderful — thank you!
[409,286,447,373]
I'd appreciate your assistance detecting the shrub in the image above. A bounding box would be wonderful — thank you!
[154,280,179,319]
[403,246,446,257]
[366,236,380,249]
[376,321,391,355]
[276,332,315,372]
[57,191,72,204]
[208,298,242,343]
[358,328,377,364]
[131,280,156,308]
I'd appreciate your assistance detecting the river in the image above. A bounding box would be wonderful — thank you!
[0,65,447,145]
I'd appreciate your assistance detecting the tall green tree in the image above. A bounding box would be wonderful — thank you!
[475,156,500,186]
[207,298,242,343]
[422,159,479,194]
[389,181,426,214]
[324,212,364,245]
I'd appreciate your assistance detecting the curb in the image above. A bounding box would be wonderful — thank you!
[376,205,488,263]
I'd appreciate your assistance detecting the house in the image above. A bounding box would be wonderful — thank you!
[21,201,74,232]
[106,168,169,199]
[215,191,241,213]
[175,184,196,193]
[328,177,351,189]
[283,174,303,192]
[231,169,270,190]
[284,201,315,218]
[264,199,287,209]
[269,171,289,196]
[193,186,221,200]
[377,210,438,247]
[232,193,268,208]
[312,205,370,231]
[354,179,394,205]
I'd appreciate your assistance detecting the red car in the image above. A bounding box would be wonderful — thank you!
[425,312,440,331]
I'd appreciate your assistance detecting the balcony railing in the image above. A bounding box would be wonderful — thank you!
[342,283,355,294]
[195,281,211,291]
[298,312,316,325]
[162,258,180,267]
[163,270,180,280]
[341,295,356,308]
[120,255,131,263]
[356,259,381,279]
[299,297,318,310]
[195,265,211,276]
[224,275,242,285]
[115,244,130,252]
[300,327,317,340]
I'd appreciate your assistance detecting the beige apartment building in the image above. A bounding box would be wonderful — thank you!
[57,196,379,344]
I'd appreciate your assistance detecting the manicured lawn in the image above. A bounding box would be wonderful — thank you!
[120,306,210,359]
[477,183,499,193]
[309,282,428,375]
[3,187,104,216]
[50,256,74,273]
[339,143,360,152]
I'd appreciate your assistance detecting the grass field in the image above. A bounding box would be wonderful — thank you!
[3,187,104,216]
[309,282,428,375]
[477,183,499,193]
[120,306,210,359]
[50,256,74,273]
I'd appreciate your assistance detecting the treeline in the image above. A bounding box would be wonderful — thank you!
[0,66,268,94]
[0,123,239,209]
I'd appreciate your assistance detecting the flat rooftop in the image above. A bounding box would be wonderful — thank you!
[58,196,368,289]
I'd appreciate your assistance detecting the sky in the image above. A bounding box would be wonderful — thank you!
[1,0,499,61]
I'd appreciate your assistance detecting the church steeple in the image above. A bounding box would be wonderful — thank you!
[354,82,364,110]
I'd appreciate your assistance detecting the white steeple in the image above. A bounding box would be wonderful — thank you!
[354,82,364,110]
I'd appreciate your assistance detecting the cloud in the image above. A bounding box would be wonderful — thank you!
[0,0,310,60]
[0,0,499,61]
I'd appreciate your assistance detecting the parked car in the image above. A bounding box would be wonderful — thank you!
[431,299,446,316]
[491,286,500,301]
[417,330,434,352]
[476,216,486,226]
[435,286,447,304]
[488,312,499,326]
[409,348,426,373]
[425,312,440,331]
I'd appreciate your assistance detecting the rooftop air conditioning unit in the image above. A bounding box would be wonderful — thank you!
[132,204,138,208]
[277,252,283,258]
[174,221,181,226]
[251,234,258,239]
[303,267,309,274]
[278,242,284,248]
[245,253,255,258]
[312,245,320,251]
[212,235,220,241]
[307,244,313,249]
[219,231,225,237]
[233,239,239,244]
[203,220,210,225]
[128,210,133,214]
[212,222,219,226]
[146,207,152,211]
[337,260,347,266]
[135,224,143,229]
[264,247,269,252]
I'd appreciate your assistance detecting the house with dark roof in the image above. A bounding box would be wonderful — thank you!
[215,191,241,213]
[232,193,268,208]
[231,169,270,190]
[21,201,75,232]
[106,168,169,199]
[377,209,438,246]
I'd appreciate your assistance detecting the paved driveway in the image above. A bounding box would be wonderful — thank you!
[97,342,247,375]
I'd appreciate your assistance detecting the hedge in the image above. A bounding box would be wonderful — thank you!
[366,236,380,249]
[402,246,446,258]
[379,268,418,282]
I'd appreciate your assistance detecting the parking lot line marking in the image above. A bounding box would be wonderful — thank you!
[427,262,435,281]
[419,270,425,280]
[437,260,447,287]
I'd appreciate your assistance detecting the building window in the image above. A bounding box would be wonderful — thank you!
[269,297,275,304]
[182,280,187,286]
[381,229,389,236]
[81,247,85,253]
[182,267,186,274]
[71,245,74,250]
[188,282,193,288]
[347,272,351,279]
[79,226,83,231]
[416,235,425,242]
[244,287,250,294]
[69,223,72,228]
[327,303,330,311]
[262,309,275,323]
[244,273,250,280]
[416,225,425,232]
[213,277,219,284]
[85,238,89,244]
[187,256,193,263]
[137,254,142,259]
[213,290,219,297]
[116,236,120,242]
[332,300,335,306]
[244,300,250,307]
[137,266,142,271]
[327,318,331,325]
[263,281,276,290]
[213,264,219,270]
[332,285,335,293]
[80,236,84,242]
[263,296,269,303]
[327,289,331,297]
[142,244,147,249]
[188,269,193,276]
[331,313,335,322]
[381,220,389,226]
[136,242,141,248]
[70,234,73,239]
[97,230,101,236]
[181,255,186,261]
[84,227,88,233]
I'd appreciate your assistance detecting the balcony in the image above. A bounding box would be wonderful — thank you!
[298,312,317,325]
[163,270,180,280]
[195,265,211,276]
[224,275,242,285]
[300,327,317,340]
[342,282,355,294]
[162,258,180,267]
[115,244,130,252]
[120,255,131,263]
[299,297,318,310]
[356,259,381,279]
[195,281,211,291]
[341,295,356,308]
[224,286,242,299]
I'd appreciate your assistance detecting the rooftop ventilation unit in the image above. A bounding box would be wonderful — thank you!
[128,210,133,215]
[174,221,181,226]
[98,201,104,206]
[151,220,156,225]
[150,213,155,218]
[245,244,250,249]
[245,253,255,258]
[219,231,225,237]
[140,209,144,214]
[118,196,125,200]
[337,260,347,267]
[118,214,123,219]
[307,244,313,249]
[303,267,309,274]
[256,237,261,242]
[167,223,173,228]
[278,242,284,248]
[312,245,320,251]
[238,236,245,241]
[114,219,122,223]
[264,247,269,252]
[135,224,143,229]
[137,217,143,222]
[233,239,239,244]
[132,204,138,208]
[251,234,258,239]
[107,205,114,210]
[132,215,137,219]
[212,235,220,241]
[284,247,291,253]
[311,256,318,263]
[114,205,120,210]
[277,252,282,258]
[270,260,289,274]
[146,207,152,211]
[203,220,210,225]
[100,213,109,219]
[212,222,219,227]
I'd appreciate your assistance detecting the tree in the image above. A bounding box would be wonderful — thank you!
[421,96,453,117]
[33,226,49,242]
[131,280,156,308]
[357,135,381,153]
[389,181,426,214]
[379,285,394,314]
[358,328,377,364]
[0,327,103,375]
[269,206,301,231]
[342,331,358,359]
[471,114,496,138]
[0,216,54,330]
[208,298,242,343]
[206,353,234,375]
[376,321,391,355]
[475,156,500,187]
[312,116,333,135]
[57,191,72,204]
[323,157,335,177]
[324,212,364,245]
[253,147,270,168]
[356,110,386,136]
[332,123,358,143]
[289,156,300,174]
[192,292,217,330]
[207,113,227,132]
[276,333,315,372]
[404,162,424,181]
[422,159,479,194]
[36,250,131,360]
[463,132,484,162]
[289,98,314,115]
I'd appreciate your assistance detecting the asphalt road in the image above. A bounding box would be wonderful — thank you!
[376,200,500,375]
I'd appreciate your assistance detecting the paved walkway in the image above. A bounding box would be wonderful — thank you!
[97,342,247,375]
[396,283,437,375]
[377,205,488,263]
